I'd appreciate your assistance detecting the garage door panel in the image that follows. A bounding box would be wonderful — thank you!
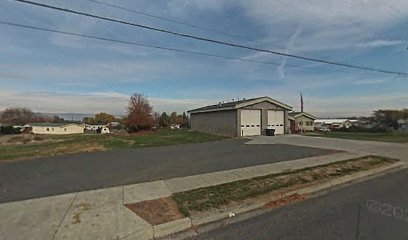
[240,110,261,136]
[267,110,284,135]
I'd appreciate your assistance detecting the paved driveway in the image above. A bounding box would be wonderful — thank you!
[248,135,408,161]
[0,139,336,203]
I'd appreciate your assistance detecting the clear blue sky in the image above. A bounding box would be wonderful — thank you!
[1,0,407,117]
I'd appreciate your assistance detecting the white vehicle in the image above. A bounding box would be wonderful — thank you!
[318,127,331,132]
[100,127,110,134]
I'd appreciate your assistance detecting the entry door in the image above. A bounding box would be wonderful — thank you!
[267,110,284,134]
[240,110,261,136]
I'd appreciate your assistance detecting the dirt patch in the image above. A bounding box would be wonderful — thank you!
[71,202,92,225]
[264,193,307,209]
[6,136,27,143]
[125,197,185,225]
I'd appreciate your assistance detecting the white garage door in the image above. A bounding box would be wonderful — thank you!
[240,109,261,136]
[267,110,285,134]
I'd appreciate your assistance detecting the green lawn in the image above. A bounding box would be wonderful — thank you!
[0,129,228,162]
[305,131,408,143]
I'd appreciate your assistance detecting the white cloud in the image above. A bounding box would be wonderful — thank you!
[352,79,388,85]
[238,0,408,52]
[277,27,302,80]
[355,39,406,48]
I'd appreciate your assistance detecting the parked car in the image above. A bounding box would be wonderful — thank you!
[318,127,331,132]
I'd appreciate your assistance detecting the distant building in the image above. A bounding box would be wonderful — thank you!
[288,112,317,132]
[108,121,120,127]
[28,123,84,135]
[314,119,357,129]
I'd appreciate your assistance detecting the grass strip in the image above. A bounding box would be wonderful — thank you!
[305,132,408,143]
[173,155,399,216]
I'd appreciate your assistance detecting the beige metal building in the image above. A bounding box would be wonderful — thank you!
[29,123,84,135]
[188,96,293,137]
[288,112,317,132]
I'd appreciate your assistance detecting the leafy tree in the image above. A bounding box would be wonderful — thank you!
[82,117,95,124]
[159,112,170,127]
[0,107,34,125]
[94,112,115,124]
[126,93,154,131]
[153,112,161,127]
[169,112,178,124]
[373,109,408,129]
[50,115,65,123]
[182,112,190,128]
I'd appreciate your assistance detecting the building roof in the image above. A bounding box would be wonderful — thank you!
[288,112,317,120]
[28,123,83,127]
[188,96,292,114]
[314,119,357,124]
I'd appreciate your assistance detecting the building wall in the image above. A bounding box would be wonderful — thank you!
[32,125,84,135]
[295,115,315,131]
[190,110,237,137]
[241,101,289,134]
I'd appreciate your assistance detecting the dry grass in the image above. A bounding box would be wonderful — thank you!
[173,156,398,216]
[0,129,228,162]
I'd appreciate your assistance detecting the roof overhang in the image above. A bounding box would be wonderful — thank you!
[292,112,317,120]
[188,106,235,114]
[235,97,292,111]
[189,96,292,114]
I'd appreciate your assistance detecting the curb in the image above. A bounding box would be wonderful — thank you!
[156,161,408,240]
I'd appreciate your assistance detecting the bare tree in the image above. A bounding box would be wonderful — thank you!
[0,107,35,125]
[125,93,154,131]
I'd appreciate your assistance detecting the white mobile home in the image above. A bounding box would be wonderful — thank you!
[28,123,84,135]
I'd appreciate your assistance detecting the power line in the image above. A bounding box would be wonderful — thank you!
[0,20,291,67]
[85,0,253,42]
[11,0,408,76]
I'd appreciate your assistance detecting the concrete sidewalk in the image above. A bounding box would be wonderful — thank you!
[0,152,365,240]
[247,135,408,161]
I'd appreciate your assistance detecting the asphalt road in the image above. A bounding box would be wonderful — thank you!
[193,168,408,240]
[0,139,336,203]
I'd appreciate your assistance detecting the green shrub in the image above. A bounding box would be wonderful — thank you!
[1,126,21,135]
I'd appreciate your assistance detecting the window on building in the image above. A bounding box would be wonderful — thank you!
[46,128,49,131]
[64,128,67,131]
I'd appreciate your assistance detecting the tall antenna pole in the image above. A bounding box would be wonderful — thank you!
[300,92,304,112]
